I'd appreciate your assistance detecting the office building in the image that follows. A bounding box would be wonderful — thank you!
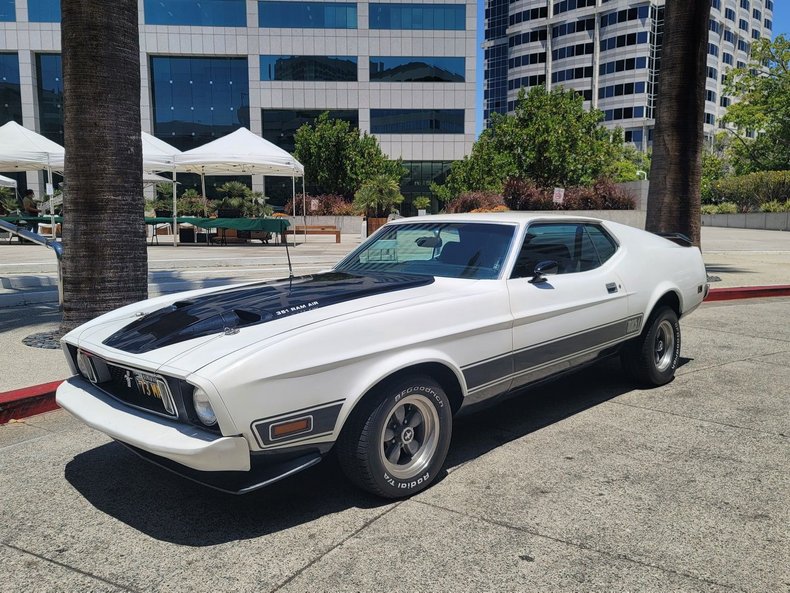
[0,0,477,201]
[484,0,774,149]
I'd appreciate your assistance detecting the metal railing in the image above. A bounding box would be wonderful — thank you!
[0,219,64,307]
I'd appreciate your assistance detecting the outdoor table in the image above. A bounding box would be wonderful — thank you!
[143,217,291,245]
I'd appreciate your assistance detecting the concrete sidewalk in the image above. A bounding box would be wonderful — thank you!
[0,226,788,393]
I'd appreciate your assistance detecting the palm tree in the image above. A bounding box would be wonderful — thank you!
[646,1,710,247]
[60,1,146,331]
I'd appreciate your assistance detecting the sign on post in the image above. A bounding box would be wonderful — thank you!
[553,187,565,205]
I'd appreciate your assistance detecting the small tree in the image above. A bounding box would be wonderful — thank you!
[433,86,623,201]
[353,175,404,217]
[295,112,404,198]
[723,35,790,173]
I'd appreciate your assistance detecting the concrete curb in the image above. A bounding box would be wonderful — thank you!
[0,380,63,424]
[705,285,790,302]
[2,286,789,425]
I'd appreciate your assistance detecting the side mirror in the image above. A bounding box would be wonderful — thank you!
[529,260,558,284]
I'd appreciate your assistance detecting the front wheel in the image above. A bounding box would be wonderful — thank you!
[621,306,681,386]
[337,375,452,498]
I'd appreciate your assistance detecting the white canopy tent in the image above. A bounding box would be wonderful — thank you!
[174,128,306,241]
[0,121,65,229]
[0,174,17,188]
[141,133,182,246]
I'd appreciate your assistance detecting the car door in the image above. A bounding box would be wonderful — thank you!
[506,221,637,391]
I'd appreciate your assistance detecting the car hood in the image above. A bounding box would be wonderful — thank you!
[67,272,443,371]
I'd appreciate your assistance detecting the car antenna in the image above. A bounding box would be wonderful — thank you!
[283,227,294,279]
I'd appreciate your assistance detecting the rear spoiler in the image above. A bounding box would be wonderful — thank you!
[655,232,693,247]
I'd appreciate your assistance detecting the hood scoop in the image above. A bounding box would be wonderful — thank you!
[102,272,433,354]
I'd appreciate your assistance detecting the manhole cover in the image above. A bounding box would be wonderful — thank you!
[23,331,62,350]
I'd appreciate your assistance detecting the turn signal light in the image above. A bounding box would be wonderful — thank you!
[270,416,312,440]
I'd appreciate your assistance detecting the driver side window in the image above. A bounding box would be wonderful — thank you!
[511,223,597,279]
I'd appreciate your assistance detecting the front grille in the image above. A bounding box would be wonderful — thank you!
[86,355,177,418]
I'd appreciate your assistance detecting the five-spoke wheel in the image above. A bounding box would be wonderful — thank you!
[337,375,452,498]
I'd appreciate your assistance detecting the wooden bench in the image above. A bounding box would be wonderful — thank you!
[284,225,341,243]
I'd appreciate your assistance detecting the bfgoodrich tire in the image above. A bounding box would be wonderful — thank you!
[337,375,452,498]
[621,306,681,386]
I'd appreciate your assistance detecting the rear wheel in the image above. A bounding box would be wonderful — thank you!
[337,375,452,498]
[621,306,681,386]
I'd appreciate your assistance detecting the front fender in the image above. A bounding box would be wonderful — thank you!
[332,348,468,432]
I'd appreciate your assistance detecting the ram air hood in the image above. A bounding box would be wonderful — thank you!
[102,272,434,354]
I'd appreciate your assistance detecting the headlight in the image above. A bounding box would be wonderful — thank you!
[192,387,217,426]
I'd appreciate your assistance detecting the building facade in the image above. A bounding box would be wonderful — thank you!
[484,0,774,150]
[0,0,476,201]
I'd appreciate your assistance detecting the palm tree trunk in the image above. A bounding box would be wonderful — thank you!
[60,0,146,331]
[646,1,710,246]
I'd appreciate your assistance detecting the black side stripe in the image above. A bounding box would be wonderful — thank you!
[462,315,642,393]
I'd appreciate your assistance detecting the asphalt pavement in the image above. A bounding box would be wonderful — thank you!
[1,297,788,592]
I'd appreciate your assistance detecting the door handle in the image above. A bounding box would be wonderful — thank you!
[606,282,618,294]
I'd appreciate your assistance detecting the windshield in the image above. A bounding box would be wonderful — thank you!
[335,222,516,279]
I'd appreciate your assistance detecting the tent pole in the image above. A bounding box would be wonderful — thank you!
[172,165,178,247]
[201,172,207,216]
[46,161,55,235]
[301,176,307,243]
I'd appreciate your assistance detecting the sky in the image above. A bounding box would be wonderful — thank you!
[474,2,790,137]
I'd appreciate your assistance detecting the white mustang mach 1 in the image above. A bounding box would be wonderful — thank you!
[57,214,708,497]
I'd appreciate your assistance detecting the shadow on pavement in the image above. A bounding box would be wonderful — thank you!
[705,264,755,274]
[64,358,678,546]
[0,304,62,333]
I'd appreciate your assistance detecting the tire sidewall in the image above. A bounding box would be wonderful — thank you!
[367,380,452,497]
[645,308,681,384]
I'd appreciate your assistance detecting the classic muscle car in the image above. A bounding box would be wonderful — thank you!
[57,213,708,497]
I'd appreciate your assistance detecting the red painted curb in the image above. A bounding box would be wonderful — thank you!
[0,380,63,424]
[705,285,790,302]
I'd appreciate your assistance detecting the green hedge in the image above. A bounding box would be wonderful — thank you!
[709,171,790,212]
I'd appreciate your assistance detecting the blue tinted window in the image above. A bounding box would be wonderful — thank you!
[35,53,63,143]
[260,56,357,81]
[370,109,464,134]
[259,1,357,28]
[262,109,358,154]
[144,0,246,26]
[0,0,13,21]
[370,57,464,82]
[150,56,250,150]
[369,3,464,30]
[28,0,59,22]
[0,53,22,126]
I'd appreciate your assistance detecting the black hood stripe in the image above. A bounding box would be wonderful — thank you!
[103,272,434,354]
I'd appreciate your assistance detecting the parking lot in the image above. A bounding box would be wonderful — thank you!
[1,297,788,593]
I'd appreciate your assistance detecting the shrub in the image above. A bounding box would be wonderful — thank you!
[701,202,738,214]
[470,205,510,213]
[502,178,549,210]
[445,191,505,213]
[760,200,790,213]
[286,194,355,216]
[177,190,214,216]
[709,171,790,212]
[503,177,635,211]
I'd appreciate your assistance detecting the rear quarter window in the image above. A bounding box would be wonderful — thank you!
[584,224,618,264]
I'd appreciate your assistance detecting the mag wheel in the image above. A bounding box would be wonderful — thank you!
[621,306,681,387]
[337,375,452,498]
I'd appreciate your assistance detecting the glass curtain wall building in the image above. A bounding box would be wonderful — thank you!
[484,0,774,150]
[0,0,476,203]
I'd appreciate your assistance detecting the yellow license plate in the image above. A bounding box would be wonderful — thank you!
[134,372,164,401]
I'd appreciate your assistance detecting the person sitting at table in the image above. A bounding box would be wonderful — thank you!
[22,189,39,233]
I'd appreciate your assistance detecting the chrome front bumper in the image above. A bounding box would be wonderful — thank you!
[56,377,251,472]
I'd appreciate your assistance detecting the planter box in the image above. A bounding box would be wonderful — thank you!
[701,212,790,231]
